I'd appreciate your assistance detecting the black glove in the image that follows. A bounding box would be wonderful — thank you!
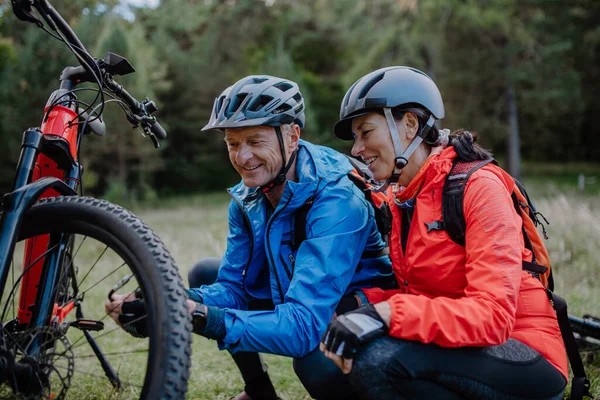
[116,292,148,338]
[321,304,387,358]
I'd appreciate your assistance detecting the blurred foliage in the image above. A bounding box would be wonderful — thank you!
[0,0,599,198]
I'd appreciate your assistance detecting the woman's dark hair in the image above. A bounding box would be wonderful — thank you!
[448,129,492,161]
[392,105,492,162]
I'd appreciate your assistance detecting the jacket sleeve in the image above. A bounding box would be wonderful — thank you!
[219,184,371,357]
[386,172,523,347]
[362,288,403,304]
[187,200,252,310]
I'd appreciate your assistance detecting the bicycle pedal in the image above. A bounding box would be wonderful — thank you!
[70,319,104,331]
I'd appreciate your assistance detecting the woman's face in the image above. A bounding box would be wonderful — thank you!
[350,111,424,186]
[350,113,397,182]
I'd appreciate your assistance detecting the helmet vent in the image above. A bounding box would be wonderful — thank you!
[252,77,269,84]
[272,103,291,115]
[294,103,304,114]
[215,95,226,115]
[358,72,385,100]
[273,82,293,92]
[230,93,249,113]
[343,81,360,108]
[292,93,302,102]
[249,95,274,112]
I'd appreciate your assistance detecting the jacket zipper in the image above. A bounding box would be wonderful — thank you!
[266,194,294,303]
[228,189,254,284]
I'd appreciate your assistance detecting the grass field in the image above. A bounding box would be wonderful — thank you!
[128,178,600,400]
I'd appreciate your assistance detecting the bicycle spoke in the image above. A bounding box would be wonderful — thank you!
[75,244,109,290]
[71,348,148,359]
[52,363,143,390]
[50,235,87,304]
[70,320,143,352]
[79,261,127,296]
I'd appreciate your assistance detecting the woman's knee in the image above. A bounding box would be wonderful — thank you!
[188,257,221,287]
[293,349,356,399]
[349,337,406,398]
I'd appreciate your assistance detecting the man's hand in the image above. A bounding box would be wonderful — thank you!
[105,291,148,338]
[320,303,389,374]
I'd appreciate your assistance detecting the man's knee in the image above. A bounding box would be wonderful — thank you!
[293,349,356,400]
[188,257,221,288]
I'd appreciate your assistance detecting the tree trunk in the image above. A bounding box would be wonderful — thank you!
[506,61,521,179]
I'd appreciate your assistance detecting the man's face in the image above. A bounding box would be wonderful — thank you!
[224,126,290,188]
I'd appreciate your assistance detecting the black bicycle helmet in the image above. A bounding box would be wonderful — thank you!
[334,66,444,140]
[334,66,445,181]
[202,75,305,131]
[202,75,306,193]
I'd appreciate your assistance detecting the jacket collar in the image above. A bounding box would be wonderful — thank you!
[229,140,352,213]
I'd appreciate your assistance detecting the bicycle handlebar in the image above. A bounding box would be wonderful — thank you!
[104,78,167,140]
[16,0,167,142]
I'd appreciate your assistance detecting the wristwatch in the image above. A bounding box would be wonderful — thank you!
[190,302,208,334]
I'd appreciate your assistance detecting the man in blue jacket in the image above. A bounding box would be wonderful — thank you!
[108,75,393,400]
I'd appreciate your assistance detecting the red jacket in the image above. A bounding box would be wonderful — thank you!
[363,148,568,378]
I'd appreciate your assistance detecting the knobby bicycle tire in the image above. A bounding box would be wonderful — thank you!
[1,196,191,399]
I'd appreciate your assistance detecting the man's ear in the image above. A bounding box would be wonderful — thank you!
[403,113,419,140]
[289,123,301,151]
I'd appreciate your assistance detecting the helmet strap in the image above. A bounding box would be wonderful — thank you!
[261,126,297,193]
[384,109,436,185]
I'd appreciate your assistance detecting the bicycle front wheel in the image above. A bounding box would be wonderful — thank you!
[0,196,191,399]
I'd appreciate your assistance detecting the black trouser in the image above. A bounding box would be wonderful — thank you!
[188,258,366,400]
[350,336,567,400]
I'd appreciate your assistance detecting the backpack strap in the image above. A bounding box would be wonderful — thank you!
[291,197,314,253]
[548,291,593,400]
[441,158,495,246]
[347,172,392,243]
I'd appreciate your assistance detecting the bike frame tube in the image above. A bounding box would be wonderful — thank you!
[27,232,69,358]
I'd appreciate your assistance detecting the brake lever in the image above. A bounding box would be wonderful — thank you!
[11,0,41,24]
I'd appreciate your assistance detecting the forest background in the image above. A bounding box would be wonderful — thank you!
[1,0,599,200]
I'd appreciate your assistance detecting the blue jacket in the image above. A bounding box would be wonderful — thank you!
[188,140,393,357]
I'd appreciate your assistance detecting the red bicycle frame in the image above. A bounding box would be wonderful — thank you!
[18,103,80,325]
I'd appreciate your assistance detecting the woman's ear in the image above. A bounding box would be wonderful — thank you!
[402,113,419,140]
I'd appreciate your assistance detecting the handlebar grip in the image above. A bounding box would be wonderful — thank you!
[150,121,167,140]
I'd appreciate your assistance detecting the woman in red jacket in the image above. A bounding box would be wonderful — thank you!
[320,66,568,400]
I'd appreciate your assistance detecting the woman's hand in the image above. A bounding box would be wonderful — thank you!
[320,302,391,374]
